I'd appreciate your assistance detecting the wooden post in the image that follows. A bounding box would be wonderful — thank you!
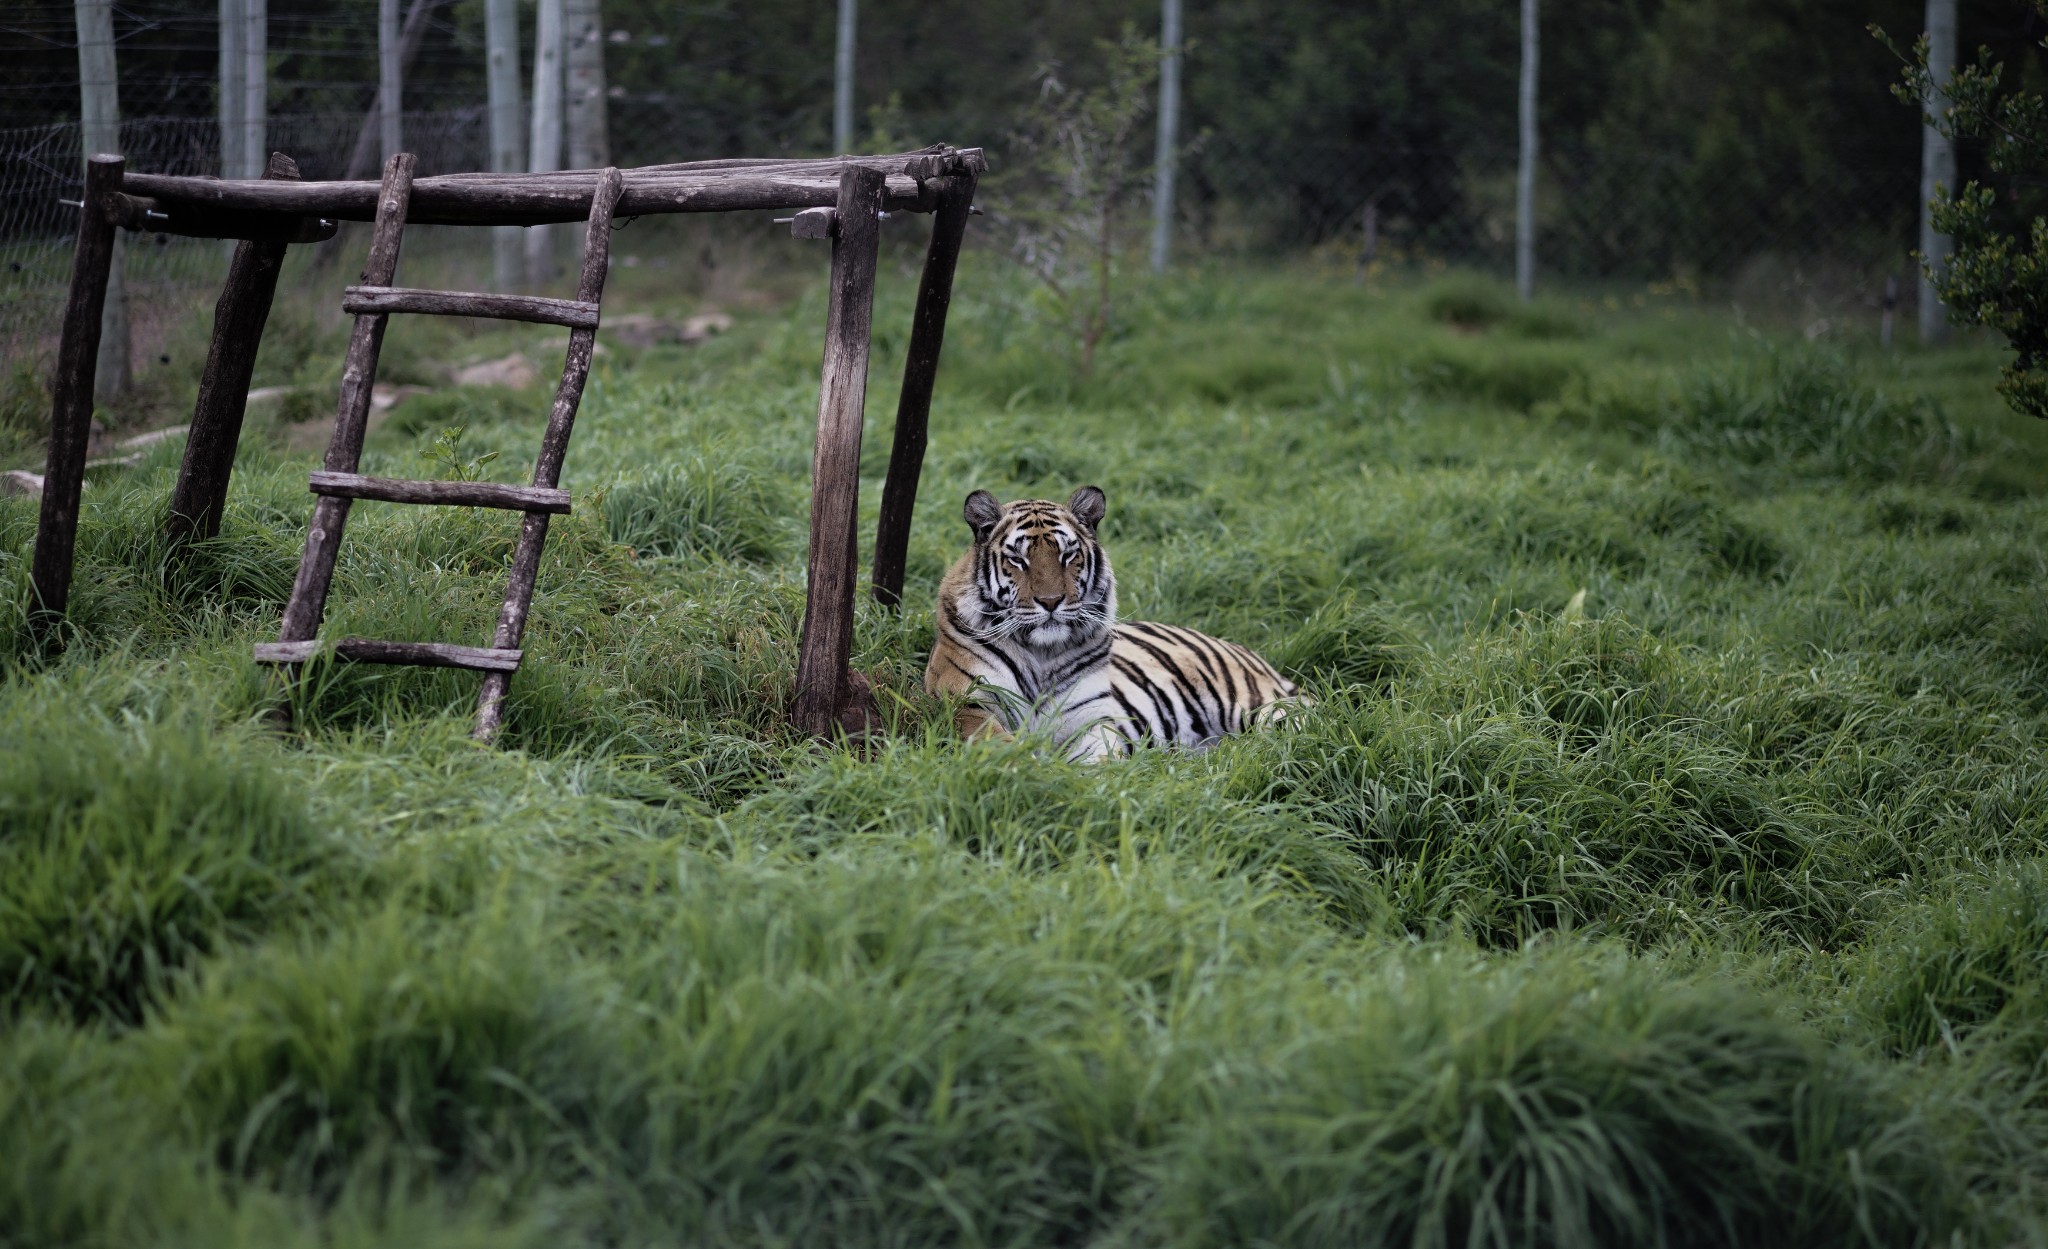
[871,172,974,608]
[275,153,416,645]
[166,151,300,553]
[794,165,885,737]
[473,166,623,741]
[28,154,123,637]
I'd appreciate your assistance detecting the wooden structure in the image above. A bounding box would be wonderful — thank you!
[30,143,985,740]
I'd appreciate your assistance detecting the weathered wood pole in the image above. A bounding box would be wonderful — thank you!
[794,165,886,736]
[28,154,123,637]
[166,151,301,553]
[275,153,417,645]
[473,166,623,742]
[872,172,976,608]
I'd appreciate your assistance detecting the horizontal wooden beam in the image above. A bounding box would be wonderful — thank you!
[308,470,572,513]
[118,164,959,226]
[254,638,524,671]
[341,285,600,328]
[104,192,336,243]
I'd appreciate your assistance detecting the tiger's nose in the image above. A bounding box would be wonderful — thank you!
[1034,596,1064,613]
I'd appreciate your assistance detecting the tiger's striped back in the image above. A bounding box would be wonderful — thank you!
[925,486,1306,761]
[1103,621,1301,750]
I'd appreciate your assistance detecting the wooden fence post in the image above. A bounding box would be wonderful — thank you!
[166,151,301,553]
[28,153,123,639]
[794,164,885,737]
[871,171,975,608]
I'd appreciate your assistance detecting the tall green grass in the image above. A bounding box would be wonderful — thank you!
[1,264,2044,1244]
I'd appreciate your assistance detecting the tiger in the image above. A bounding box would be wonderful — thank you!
[925,485,1306,762]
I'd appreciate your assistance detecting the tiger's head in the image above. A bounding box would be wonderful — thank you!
[951,485,1116,651]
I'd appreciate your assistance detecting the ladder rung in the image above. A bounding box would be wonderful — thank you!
[255,639,524,672]
[308,471,572,513]
[341,285,601,329]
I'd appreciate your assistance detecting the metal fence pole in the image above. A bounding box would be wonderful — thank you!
[1919,0,1955,344]
[217,0,244,179]
[379,0,401,163]
[526,0,563,289]
[75,0,128,401]
[486,0,524,291]
[834,0,856,153]
[242,0,266,179]
[1515,0,1538,302]
[1150,0,1182,274]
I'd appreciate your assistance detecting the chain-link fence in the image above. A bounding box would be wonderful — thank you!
[2,97,1926,400]
[1,109,492,387]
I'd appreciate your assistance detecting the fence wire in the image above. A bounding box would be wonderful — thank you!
[2,102,1923,394]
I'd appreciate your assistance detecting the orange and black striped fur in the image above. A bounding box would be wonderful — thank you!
[925,486,1305,761]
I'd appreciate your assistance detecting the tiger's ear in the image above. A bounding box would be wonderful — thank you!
[963,490,1003,543]
[1067,485,1106,532]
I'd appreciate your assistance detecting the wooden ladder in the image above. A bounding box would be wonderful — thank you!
[255,153,624,741]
